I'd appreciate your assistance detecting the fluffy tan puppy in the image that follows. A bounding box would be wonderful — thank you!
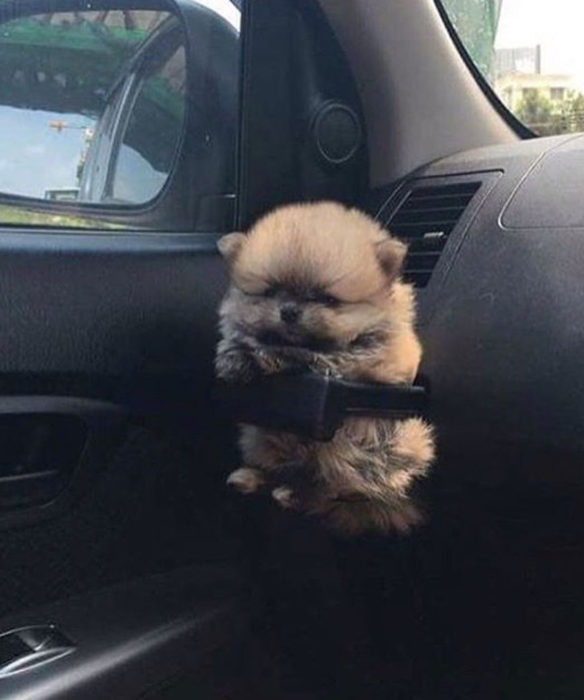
[216,202,435,535]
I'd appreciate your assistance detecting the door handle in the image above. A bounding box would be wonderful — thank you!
[0,626,74,677]
[0,414,87,509]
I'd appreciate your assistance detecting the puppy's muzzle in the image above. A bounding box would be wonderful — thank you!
[280,304,301,324]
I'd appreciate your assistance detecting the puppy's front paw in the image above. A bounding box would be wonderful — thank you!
[215,348,259,383]
[254,347,291,374]
[271,486,298,510]
[227,467,265,494]
[388,502,424,533]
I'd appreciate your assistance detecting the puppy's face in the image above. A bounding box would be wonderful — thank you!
[218,203,407,351]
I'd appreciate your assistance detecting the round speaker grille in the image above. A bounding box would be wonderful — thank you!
[313,102,362,165]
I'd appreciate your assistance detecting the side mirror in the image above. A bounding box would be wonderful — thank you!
[0,0,240,230]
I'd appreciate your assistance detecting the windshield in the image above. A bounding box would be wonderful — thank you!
[440,0,584,136]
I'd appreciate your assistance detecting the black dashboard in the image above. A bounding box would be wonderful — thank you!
[377,134,584,484]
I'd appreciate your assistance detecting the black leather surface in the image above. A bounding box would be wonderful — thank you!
[0,424,240,619]
[0,233,223,378]
[0,233,244,617]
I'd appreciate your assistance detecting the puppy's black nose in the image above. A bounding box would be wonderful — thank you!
[280,304,300,324]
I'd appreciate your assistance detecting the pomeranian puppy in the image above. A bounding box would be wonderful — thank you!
[215,202,435,535]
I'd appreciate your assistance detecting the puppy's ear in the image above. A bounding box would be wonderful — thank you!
[375,237,407,282]
[217,232,246,265]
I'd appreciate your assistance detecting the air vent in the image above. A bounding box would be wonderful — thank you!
[388,181,481,287]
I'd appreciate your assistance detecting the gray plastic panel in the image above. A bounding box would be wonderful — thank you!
[374,134,584,482]
[318,0,518,187]
[501,134,584,229]
[0,565,247,699]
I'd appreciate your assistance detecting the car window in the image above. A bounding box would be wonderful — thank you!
[0,2,241,230]
[440,0,584,136]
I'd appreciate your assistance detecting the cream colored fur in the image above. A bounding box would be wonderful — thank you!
[216,202,435,535]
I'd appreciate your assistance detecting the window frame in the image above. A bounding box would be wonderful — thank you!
[433,0,535,140]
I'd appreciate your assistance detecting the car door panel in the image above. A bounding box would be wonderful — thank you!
[0,0,376,696]
[0,565,248,699]
[0,0,244,692]
[0,230,233,597]
[0,233,248,698]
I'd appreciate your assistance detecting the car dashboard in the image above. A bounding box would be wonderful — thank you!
[375,134,584,484]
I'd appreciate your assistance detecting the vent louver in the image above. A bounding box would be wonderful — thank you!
[387,181,481,287]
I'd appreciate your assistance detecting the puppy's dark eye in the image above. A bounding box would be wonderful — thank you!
[321,294,340,308]
[263,286,278,298]
[305,288,338,306]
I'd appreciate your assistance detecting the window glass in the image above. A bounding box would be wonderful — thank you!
[0,1,241,230]
[440,0,584,136]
